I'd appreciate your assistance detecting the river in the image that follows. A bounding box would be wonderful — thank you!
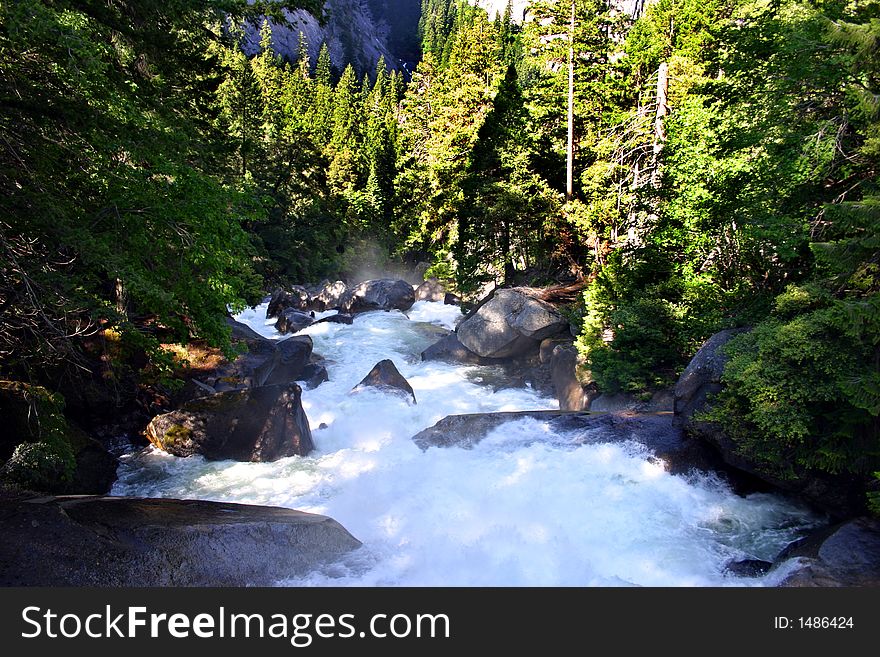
[112,300,821,586]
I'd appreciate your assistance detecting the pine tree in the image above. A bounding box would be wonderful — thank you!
[311,42,335,146]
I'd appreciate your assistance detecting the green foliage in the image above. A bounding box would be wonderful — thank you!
[704,301,880,478]
[0,1,326,382]
[0,381,77,490]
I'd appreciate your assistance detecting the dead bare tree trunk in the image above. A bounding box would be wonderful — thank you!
[652,62,669,185]
[566,0,575,202]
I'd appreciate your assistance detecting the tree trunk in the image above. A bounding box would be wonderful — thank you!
[566,0,575,202]
[652,62,669,186]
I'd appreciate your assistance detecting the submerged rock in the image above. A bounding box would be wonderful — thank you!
[275,308,315,334]
[0,495,361,586]
[411,410,718,476]
[340,278,415,314]
[313,313,355,326]
[724,559,773,578]
[351,359,416,404]
[146,383,314,461]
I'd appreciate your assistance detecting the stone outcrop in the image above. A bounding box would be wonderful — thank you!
[0,495,361,586]
[420,333,503,366]
[146,383,314,461]
[673,329,865,517]
[550,344,590,411]
[351,360,416,404]
[340,278,416,314]
[180,335,318,400]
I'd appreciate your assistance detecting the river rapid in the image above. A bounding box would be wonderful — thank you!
[113,300,821,586]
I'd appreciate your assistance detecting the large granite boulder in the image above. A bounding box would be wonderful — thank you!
[0,495,361,586]
[673,329,744,424]
[225,315,266,341]
[146,383,314,461]
[351,359,416,404]
[311,280,348,311]
[340,279,415,314]
[182,335,316,399]
[773,518,880,586]
[421,333,503,366]
[415,278,446,302]
[267,285,311,319]
[456,288,569,359]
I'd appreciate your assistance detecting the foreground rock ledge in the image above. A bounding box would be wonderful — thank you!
[0,495,361,586]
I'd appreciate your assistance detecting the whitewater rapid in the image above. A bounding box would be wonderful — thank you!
[113,301,821,586]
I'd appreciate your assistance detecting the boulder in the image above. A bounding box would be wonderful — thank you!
[415,278,446,302]
[146,383,314,461]
[275,308,315,334]
[340,278,415,314]
[231,336,315,390]
[673,329,744,424]
[411,410,719,476]
[0,495,361,586]
[299,360,330,390]
[774,518,880,586]
[444,292,462,306]
[266,285,311,319]
[456,288,568,359]
[71,440,119,494]
[421,333,504,366]
[351,359,416,404]
[311,280,348,311]
[225,315,266,341]
[539,337,571,364]
[550,345,592,411]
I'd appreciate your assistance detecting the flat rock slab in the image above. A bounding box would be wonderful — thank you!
[412,410,719,475]
[0,495,361,586]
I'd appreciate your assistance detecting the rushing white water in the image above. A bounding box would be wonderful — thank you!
[113,301,821,586]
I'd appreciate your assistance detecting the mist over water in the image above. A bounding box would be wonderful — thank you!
[113,301,821,586]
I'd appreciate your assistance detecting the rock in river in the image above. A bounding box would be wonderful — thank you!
[147,382,314,461]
